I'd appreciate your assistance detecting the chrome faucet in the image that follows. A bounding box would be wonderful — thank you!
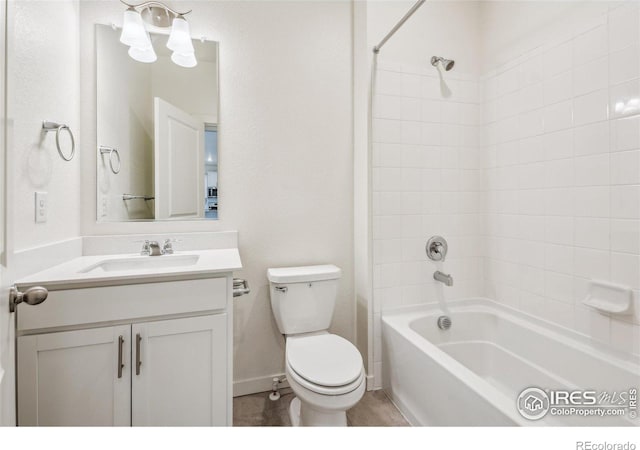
[426,236,448,262]
[140,239,179,256]
[434,270,453,287]
[140,240,163,256]
[147,241,163,256]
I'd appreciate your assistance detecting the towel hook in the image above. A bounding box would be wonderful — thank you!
[42,120,75,162]
[99,146,121,174]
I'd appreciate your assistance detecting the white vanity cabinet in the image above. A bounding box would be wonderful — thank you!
[15,275,234,427]
[131,315,227,426]
[18,325,132,426]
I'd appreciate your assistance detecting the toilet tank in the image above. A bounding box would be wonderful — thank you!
[267,265,341,335]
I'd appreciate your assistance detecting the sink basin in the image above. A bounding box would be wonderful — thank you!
[80,255,200,274]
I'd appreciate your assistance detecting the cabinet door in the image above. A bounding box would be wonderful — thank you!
[17,326,131,426]
[132,315,227,426]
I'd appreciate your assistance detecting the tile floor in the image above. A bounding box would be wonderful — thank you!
[233,389,410,426]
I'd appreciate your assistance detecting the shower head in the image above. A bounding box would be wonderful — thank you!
[431,56,455,71]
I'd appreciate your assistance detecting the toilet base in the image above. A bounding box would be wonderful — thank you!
[289,397,302,426]
[288,396,348,427]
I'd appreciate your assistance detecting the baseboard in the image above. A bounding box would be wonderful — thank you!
[233,373,290,398]
[365,374,375,391]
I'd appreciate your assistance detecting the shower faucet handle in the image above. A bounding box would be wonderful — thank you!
[426,236,448,262]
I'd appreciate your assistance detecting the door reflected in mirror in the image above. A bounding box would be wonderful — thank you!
[96,24,219,222]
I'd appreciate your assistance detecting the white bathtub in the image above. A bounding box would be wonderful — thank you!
[382,298,640,426]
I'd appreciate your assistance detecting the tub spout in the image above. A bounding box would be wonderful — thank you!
[434,271,453,286]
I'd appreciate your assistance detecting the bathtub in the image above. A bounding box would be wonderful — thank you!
[382,298,640,426]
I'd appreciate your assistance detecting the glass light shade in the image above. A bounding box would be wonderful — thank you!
[171,51,197,68]
[128,45,157,63]
[120,8,150,49]
[167,16,194,54]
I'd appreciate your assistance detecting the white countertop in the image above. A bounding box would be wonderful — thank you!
[15,248,242,291]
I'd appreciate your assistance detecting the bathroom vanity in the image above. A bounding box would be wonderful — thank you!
[13,248,241,426]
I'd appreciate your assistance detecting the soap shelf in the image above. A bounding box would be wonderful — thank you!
[582,280,633,315]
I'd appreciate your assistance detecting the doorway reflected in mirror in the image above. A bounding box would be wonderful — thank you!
[204,125,218,220]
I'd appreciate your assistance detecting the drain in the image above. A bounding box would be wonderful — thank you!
[437,315,452,330]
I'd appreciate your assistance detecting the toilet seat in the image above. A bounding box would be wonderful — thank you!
[286,334,364,396]
[286,360,365,396]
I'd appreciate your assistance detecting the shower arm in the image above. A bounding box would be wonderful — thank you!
[373,0,427,54]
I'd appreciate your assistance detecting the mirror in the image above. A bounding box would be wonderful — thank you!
[95,24,219,222]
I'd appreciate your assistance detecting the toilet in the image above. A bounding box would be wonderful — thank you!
[267,264,365,426]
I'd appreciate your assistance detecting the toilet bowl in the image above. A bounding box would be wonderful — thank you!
[267,265,366,426]
[285,333,365,426]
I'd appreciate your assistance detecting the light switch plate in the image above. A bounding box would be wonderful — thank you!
[35,192,47,223]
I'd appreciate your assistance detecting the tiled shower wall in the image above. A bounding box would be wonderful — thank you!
[481,2,640,358]
[371,1,640,388]
[371,62,484,387]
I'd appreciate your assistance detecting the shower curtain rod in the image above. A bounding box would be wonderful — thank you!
[373,0,427,54]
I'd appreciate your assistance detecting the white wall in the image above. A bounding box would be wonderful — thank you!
[352,0,372,383]
[79,1,355,390]
[1,0,81,425]
[367,0,481,76]
[7,0,81,252]
[367,0,482,388]
[479,1,640,356]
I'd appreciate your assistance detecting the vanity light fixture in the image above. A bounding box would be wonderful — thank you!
[120,6,151,49]
[167,15,197,67]
[119,0,196,67]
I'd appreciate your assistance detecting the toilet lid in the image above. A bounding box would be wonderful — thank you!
[286,334,363,387]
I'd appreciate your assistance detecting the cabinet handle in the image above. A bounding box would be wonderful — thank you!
[136,333,142,375]
[117,335,125,379]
